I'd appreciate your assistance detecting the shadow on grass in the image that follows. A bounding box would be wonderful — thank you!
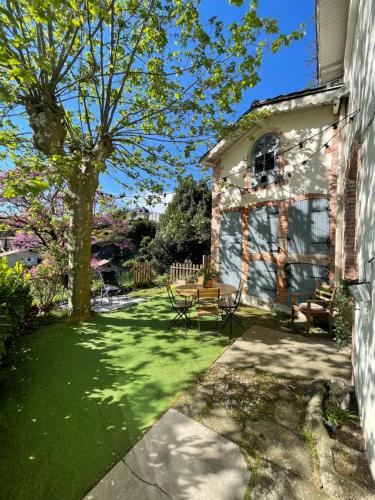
[0,293,237,500]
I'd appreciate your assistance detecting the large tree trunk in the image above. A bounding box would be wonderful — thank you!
[66,163,99,321]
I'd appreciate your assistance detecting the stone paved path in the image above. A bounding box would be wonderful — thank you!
[217,325,351,381]
[84,409,250,500]
[174,364,334,499]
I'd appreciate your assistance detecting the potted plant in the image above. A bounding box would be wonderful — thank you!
[198,266,220,288]
[197,268,205,285]
[210,269,220,284]
[186,274,196,284]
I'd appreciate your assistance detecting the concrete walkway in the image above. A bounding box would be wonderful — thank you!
[84,409,250,500]
[216,325,352,382]
[84,325,351,500]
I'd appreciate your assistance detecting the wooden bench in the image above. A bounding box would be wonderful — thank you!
[291,284,336,335]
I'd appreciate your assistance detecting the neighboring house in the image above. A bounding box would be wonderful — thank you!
[1,249,39,268]
[316,0,375,479]
[204,0,375,479]
[148,212,161,223]
[131,207,150,220]
[0,232,15,252]
[203,83,343,310]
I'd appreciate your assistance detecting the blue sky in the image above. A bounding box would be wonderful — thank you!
[100,0,316,203]
[200,0,316,110]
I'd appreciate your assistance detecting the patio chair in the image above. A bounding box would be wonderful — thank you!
[166,281,192,334]
[99,270,128,306]
[219,279,245,337]
[291,283,336,335]
[196,288,221,339]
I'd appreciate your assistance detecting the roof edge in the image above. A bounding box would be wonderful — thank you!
[201,83,343,164]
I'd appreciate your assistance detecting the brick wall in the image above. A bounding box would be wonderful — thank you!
[343,138,361,279]
[211,161,222,271]
[328,116,339,280]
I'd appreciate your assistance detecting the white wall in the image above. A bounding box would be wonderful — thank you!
[5,251,38,268]
[219,106,334,209]
[344,0,375,479]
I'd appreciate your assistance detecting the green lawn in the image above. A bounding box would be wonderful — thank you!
[0,291,234,500]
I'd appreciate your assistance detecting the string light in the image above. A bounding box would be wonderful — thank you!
[215,108,360,184]
[219,117,352,195]
[324,143,330,149]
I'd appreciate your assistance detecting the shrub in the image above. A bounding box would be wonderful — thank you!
[91,277,102,296]
[333,279,355,349]
[29,257,65,313]
[0,257,33,358]
[154,273,169,287]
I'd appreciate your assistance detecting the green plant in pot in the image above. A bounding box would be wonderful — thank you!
[198,266,220,288]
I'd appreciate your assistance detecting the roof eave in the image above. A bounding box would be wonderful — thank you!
[202,84,343,164]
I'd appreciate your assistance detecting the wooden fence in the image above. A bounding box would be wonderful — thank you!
[133,261,153,286]
[170,255,211,282]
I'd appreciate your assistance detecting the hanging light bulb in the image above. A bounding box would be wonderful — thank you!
[302,160,308,165]
[324,143,330,149]
[298,142,304,149]
[332,122,338,130]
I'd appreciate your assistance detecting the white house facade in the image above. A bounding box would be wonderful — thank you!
[204,0,375,479]
[316,0,375,479]
[204,85,343,311]
[1,249,39,268]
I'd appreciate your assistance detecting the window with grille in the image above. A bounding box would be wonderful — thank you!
[250,133,280,186]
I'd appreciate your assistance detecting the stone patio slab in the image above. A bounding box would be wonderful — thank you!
[91,296,145,313]
[84,409,250,500]
[215,325,351,382]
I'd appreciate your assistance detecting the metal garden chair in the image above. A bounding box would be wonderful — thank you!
[166,281,192,334]
[99,270,128,306]
[219,279,246,337]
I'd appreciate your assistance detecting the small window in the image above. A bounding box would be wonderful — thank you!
[250,133,280,186]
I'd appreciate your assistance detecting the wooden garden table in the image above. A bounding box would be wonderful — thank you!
[175,283,236,298]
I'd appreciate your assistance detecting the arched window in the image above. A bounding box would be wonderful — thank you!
[250,132,280,186]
